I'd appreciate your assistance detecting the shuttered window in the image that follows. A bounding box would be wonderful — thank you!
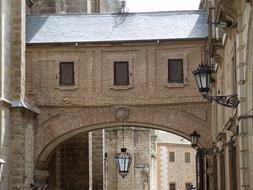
[170,183,176,190]
[168,59,183,83]
[169,152,175,162]
[185,183,192,190]
[185,152,191,163]
[59,62,74,86]
[114,62,129,85]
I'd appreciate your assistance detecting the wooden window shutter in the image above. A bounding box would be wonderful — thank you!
[114,62,129,85]
[59,62,74,86]
[168,59,183,83]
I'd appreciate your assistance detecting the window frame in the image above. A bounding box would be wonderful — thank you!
[55,58,79,90]
[106,53,134,90]
[185,183,193,190]
[162,52,188,88]
[59,62,75,86]
[168,59,184,83]
[185,152,191,163]
[113,61,130,86]
[169,151,175,162]
[169,183,176,190]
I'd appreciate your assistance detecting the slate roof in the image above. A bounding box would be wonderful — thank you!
[26,10,208,44]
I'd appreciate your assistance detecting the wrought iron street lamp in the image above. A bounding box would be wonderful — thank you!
[190,130,213,154]
[115,148,132,178]
[114,107,132,179]
[190,130,213,190]
[190,130,201,149]
[192,63,239,108]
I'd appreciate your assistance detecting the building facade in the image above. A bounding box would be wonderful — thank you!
[104,127,157,190]
[200,0,253,190]
[0,0,217,189]
[27,0,121,14]
[157,132,196,190]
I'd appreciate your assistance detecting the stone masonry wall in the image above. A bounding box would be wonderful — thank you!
[100,0,120,13]
[91,130,104,190]
[1,0,11,99]
[9,109,35,190]
[105,127,153,190]
[60,134,89,190]
[0,105,10,190]
[26,41,206,107]
[0,1,11,189]
[31,0,88,14]
[206,0,252,189]
[29,0,120,14]
[10,0,26,101]
[157,143,196,190]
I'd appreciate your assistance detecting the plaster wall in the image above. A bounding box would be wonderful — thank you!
[157,143,196,190]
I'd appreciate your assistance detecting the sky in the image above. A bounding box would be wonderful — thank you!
[126,0,201,12]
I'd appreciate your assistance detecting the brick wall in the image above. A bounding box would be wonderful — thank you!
[26,41,205,107]
[91,130,104,190]
[48,133,89,190]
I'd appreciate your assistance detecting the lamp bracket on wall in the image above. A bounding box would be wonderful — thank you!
[203,94,239,108]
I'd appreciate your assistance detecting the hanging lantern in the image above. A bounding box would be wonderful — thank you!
[190,130,201,148]
[115,148,132,178]
[192,64,212,93]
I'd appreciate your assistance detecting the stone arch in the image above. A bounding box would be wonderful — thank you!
[35,104,212,169]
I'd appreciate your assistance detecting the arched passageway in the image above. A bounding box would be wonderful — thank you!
[34,104,212,169]
[46,127,197,190]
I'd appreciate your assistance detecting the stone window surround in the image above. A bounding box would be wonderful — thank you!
[55,58,79,90]
[169,151,175,162]
[185,152,191,163]
[107,54,134,90]
[162,52,188,88]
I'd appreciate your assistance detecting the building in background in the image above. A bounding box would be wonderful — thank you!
[104,128,157,190]
[0,0,226,189]
[157,131,196,190]
[26,0,121,14]
[199,0,253,190]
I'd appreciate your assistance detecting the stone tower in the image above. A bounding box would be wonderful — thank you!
[1,0,36,189]
[28,0,121,14]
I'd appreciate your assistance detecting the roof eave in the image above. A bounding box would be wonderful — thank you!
[26,37,208,46]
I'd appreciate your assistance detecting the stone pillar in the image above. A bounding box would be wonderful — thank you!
[206,156,216,190]
[0,102,10,190]
[55,147,61,190]
[34,169,50,189]
[10,0,26,101]
[105,127,153,190]
[89,130,104,190]
[9,108,35,189]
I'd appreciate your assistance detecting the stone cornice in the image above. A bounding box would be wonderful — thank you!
[0,97,12,107]
[11,100,40,114]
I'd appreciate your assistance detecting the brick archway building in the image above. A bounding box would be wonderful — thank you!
[0,1,213,189]
[35,104,211,169]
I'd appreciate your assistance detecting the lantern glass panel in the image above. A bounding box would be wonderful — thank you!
[194,73,202,90]
[193,66,211,93]
[115,149,132,178]
[191,135,198,146]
